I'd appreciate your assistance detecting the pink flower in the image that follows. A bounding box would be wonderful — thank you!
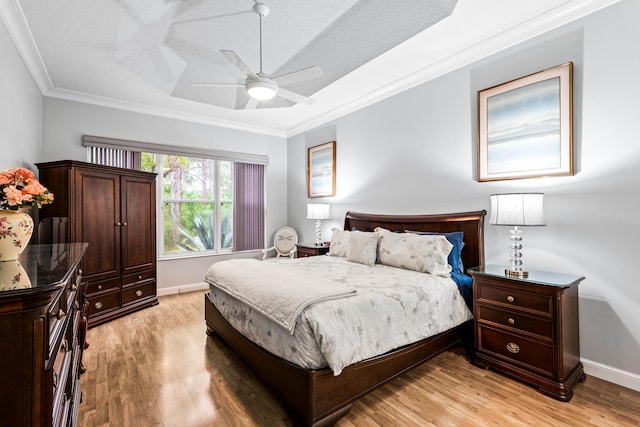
[3,186,24,206]
[0,167,53,209]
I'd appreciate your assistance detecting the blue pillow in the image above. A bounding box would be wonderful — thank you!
[405,230,465,273]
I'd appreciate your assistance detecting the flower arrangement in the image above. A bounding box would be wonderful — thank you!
[0,167,54,210]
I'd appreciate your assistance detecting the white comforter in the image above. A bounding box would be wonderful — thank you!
[206,256,472,376]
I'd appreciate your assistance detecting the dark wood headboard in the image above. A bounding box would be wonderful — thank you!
[344,210,487,270]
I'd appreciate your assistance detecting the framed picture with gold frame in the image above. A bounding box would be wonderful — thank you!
[307,141,336,198]
[478,62,573,182]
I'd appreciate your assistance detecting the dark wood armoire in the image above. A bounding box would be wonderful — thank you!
[37,160,158,327]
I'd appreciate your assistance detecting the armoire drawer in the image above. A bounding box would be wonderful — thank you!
[122,281,156,305]
[122,269,155,286]
[88,291,120,316]
[86,277,120,296]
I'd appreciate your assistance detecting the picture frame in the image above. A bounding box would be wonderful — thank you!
[307,141,336,198]
[477,62,573,182]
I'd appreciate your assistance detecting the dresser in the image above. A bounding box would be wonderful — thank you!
[0,243,88,427]
[469,265,585,401]
[295,243,330,258]
[37,161,158,327]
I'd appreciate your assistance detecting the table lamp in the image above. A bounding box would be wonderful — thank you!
[490,193,545,278]
[306,204,330,246]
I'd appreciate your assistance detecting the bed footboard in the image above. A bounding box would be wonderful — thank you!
[205,293,464,426]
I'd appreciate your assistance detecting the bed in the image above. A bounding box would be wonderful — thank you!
[204,210,486,426]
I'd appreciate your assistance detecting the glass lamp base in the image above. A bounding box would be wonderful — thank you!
[505,268,529,278]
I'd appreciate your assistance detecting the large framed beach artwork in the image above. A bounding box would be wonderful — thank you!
[477,62,573,182]
[308,141,336,198]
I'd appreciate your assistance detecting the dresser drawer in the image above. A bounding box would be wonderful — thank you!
[478,326,554,376]
[51,339,72,427]
[122,281,156,305]
[122,269,155,286]
[47,291,69,356]
[88,291,120,316]
[477,283,552,315]
[477,305,553,340]
[86,277,120,295]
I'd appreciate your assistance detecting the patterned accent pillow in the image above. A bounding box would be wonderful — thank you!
[346,231,379,266]
[329,229,350,257]
[375,227,453,276]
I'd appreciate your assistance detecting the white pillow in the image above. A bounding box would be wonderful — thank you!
[375,227,453,276]
[346,231,379,267]
[329,229,350,257]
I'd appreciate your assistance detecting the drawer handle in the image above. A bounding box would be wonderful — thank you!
[71,283,77,291]
[97,285,102,291]
[123,222,128,226]
[94,301,104,310]
[506,295,515,303]
[506,342,520,354]
[52,309,66,320]
[61,339,69,352]
[116,222,122,226]
[135,290,143,297]
[74,301,80,310]
[507,317,515,325]
[79,269,83,275]
[53,372,58,388]
[138,275,143,280]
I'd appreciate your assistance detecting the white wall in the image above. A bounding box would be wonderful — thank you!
[0,17,42,170]
[288,0,640,386]
[40,97,288,290]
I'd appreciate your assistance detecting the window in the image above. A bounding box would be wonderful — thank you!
[84,135,267,258]
[142,154,234,256]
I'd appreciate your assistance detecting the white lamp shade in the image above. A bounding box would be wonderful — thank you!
[306,204,330,220]
[490,193,545,226]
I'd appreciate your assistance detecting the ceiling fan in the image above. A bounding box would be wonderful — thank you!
[191,2,323,109]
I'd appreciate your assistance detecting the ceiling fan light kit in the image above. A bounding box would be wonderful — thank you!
[246,78,277,100]
[191,1,322,109]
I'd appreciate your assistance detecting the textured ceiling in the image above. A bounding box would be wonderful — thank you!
[1,0,620,136]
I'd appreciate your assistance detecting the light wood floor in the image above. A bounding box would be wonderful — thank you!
[78,291,640,427]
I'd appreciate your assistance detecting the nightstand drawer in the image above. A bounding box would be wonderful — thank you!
[477,283,552,315]
[478,326,554,376]
[477,305,553,340]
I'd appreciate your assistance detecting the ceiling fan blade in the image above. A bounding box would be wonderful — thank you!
[244,97,260,110]
[277,88,315,106]
[273,66,323,87]
[190,82,244,87]
[221,50,258,78]
[173,10,253,25]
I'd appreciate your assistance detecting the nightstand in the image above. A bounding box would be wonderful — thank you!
[468,265,585,401]
[295,243,330,258]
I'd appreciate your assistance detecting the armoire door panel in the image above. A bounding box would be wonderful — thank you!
[74,170,121,281]
[121,176,156,274]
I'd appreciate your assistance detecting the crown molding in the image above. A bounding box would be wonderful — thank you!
[0,0,52,92]
[44,87,287,138]
[285,0,621,137]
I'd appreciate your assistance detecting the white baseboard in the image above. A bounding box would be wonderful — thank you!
[157,282,208,297]
[582,358,640,392]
